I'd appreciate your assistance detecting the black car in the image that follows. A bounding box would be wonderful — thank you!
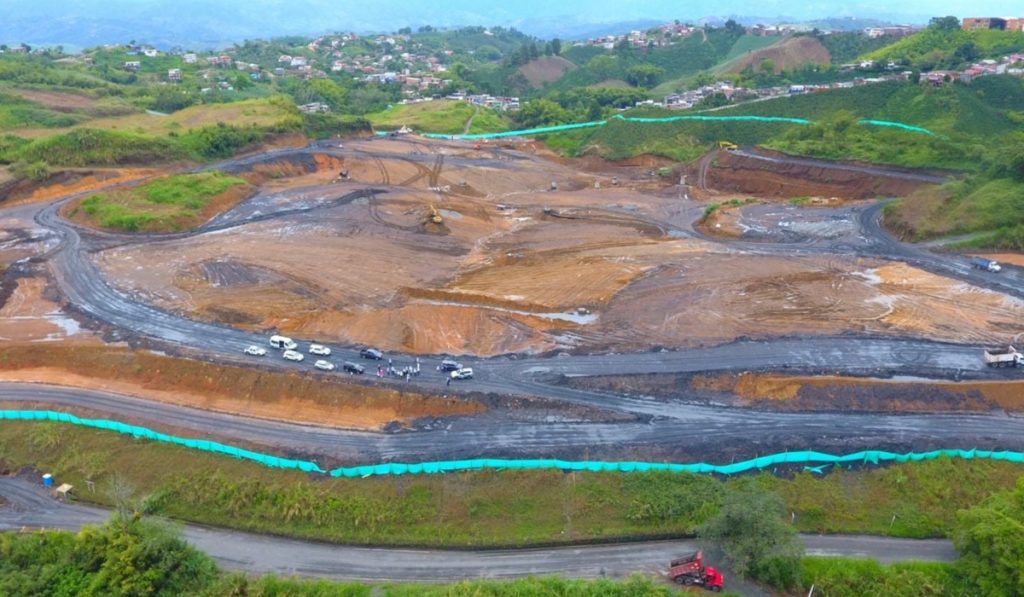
[343,361,366,374]
[360,348,384,360]
[440,359,462,372]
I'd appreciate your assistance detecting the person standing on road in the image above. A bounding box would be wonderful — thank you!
[446,376,451,387]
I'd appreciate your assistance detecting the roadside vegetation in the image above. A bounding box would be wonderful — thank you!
[0,516,683,596]
[2,422,1021,547]
[2,425,1022,594]
[367,99,510,135]
[70,171,250,232]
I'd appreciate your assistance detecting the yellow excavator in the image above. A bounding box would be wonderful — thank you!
[428,204,443,224]
[718,140,738,151]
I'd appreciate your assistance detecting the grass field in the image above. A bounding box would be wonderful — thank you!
[71,171,249,232]
[8,97,295,139]
[367,100,510,135]
[1,422,1020,547]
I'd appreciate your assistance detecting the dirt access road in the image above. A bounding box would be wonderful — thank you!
[0,477,955,583]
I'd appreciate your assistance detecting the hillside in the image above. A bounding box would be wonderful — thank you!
[864,26,1024,69]
[718,36,831,74]
[714,76,1024,139]
[517,56,577,87]
[367,100,510,135]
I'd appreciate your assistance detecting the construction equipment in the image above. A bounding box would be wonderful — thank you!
[984,346,1024,368]
[718,140,738,151]
[427,205,443,224]
[972,257,1002,273]
[668,550,724,592]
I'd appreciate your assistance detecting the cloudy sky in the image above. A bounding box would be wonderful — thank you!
[2,0,1021,48]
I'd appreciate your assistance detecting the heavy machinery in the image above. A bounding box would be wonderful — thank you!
[984,346,1023,368]
[718,140,738,151]
[669,551,724,592]
[972,257,1002,273]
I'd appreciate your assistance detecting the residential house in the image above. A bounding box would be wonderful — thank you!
[183,53,197,64]
[122,61,141,72]
[167,68,182,81]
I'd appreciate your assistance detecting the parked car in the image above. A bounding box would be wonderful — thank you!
[309,344,331,356]
[360,347,384,360]
[244,345,267,356]
[343,361,365,374]
[440,359,462,372]
[314,359,335,371]
[282,350,304,362]
[450,367,474,380]
[270,335,298,350]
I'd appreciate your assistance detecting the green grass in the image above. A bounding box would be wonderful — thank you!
[1,422,1021,547]
[367,100,511,135]
[0,91,88,130]
[795,558,968,596]
[864,27,1024,68]
[78,171,247,232]
[886,177,1024,249]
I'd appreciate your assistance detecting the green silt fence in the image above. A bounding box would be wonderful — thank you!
[409,113,936,141]
[3,410,1022,478]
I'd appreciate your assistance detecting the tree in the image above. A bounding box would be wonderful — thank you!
[587,54,617,79]
[152,87,197,113]
[625,64,664,88]
[953,42,981,64]
[929,16,961,30]
[759,58,776,73]
[513,99,570,128]
[724,19,745,35]
[551,38,562,55]
[697,486,803,578]
[952,477,1024,596]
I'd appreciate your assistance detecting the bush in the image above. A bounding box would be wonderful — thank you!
[952,477,1024,596]
[0,515,217,596]
[697,484,802,577]
[17,128,186,167]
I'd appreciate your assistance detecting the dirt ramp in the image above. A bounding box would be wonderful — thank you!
[703,150,934,200]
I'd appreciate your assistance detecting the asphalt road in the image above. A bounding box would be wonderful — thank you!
[0,477,956,582]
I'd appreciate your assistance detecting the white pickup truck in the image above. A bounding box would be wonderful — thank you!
[984,346,1023,368]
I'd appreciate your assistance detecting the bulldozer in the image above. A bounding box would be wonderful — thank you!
[718,140,738,151]
[427,205,443,225]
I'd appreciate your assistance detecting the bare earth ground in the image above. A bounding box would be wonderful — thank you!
[0,343,482,430]
[569,371,1024,413]
[80,138,1024,356]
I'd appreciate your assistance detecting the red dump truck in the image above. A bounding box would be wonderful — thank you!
[669,550,724,592]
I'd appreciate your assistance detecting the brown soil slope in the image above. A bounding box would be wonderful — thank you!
[518,56,577,87]
[704,150,932,199]
[722,36,830,74]
[0,345,481,429]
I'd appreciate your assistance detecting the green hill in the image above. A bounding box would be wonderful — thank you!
[864,27,1024,69]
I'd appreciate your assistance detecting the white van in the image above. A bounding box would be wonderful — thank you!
[269,335,297,350]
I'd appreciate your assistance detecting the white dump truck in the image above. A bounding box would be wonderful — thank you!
[984,346,1024,368]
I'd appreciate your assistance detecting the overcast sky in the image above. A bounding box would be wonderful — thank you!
[3,0,1023,48]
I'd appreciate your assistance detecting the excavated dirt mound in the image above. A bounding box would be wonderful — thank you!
[702,150,932,200]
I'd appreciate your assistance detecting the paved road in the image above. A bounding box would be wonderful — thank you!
[0,477,956,582]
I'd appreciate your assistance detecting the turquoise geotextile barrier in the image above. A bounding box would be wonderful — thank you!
[409,113,937,141]
[3,410,1022,478]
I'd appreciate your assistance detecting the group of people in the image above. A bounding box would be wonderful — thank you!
[377,358,421,382]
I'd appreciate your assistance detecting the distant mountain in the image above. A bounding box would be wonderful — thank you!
[0,0,949,50]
